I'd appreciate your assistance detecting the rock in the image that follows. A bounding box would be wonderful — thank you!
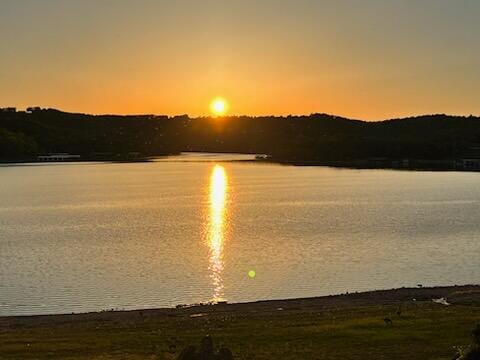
[200,335,215,359]
[177,345,196,360]
[218,348,234,360]
[176,336,234,360]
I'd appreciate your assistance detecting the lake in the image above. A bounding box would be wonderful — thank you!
[1,153,479,316]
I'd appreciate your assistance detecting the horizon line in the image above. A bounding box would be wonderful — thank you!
[2,106,480,122]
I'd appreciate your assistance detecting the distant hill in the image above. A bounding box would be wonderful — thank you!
[1,108,480,165]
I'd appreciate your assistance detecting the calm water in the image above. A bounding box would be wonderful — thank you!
[1,153,479,316]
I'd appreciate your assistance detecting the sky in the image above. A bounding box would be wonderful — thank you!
[1,0,480,120]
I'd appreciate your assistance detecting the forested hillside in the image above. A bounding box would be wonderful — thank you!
[1,108,479,163]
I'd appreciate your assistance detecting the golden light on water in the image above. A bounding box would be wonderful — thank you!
[206,165,229,302]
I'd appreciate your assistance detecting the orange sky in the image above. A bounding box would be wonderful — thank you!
[1,0,480,120]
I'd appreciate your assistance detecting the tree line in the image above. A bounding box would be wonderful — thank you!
[1,108,479,162]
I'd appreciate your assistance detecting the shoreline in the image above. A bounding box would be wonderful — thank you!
[2,284,478,320]
[263,158,480,172]
[2,285,479,359]
[1,155,480,173]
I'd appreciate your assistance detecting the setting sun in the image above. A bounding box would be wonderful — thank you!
[210,98,229,116]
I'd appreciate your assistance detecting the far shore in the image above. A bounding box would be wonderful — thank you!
[262,157,480,172]
[2,154,480,173]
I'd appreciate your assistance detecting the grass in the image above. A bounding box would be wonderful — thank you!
[1,286,479,359]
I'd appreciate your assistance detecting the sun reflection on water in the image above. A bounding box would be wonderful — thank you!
[206,165,229,302]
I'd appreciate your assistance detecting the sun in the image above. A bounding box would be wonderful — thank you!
[210,97,229,116]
